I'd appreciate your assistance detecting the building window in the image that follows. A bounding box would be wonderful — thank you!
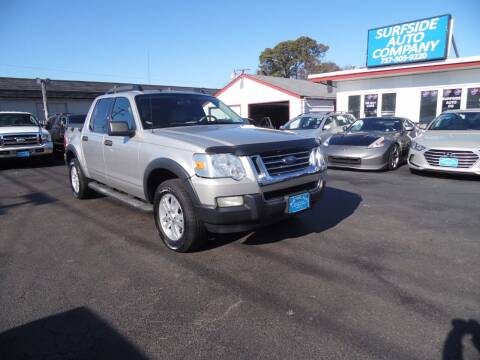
[348,95,360,119]
[441,89,462,112]
[381,93,396,116]
[467,88,480,109]
[419,90,438,124]
[364,94,378,117]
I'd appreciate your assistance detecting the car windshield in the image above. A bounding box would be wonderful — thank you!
[69,115,86,124]
[0,113,38,127]
[135,93,245,129]
[429,112,480,130]
[349,118,403,132]
[284,116,322,130]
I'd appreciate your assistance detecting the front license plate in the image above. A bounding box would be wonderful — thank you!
[439,157,458,168]
[287,193,310,214]
[16,150,31,158]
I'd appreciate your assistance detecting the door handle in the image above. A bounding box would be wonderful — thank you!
[104,139,113,146]
[82,136,88,142]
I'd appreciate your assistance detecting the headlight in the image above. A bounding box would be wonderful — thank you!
[309,146,327,171]
[193,153,246,181]
[322,136,332,147]
[411,141,426,151]
[41,133,51,142]
[368,137,385,148]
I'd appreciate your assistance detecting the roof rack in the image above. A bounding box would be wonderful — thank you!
[105,84,143,94]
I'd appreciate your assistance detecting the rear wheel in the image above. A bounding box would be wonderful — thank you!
[387,144,401,170]
[153,179,206,252]
[69,158,94,199]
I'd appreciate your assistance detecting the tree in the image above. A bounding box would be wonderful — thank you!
[309,61,341,74]
[258,37,338,79]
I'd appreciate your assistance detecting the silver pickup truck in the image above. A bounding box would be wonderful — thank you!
[0,111,53,159]
[65,86,327,252]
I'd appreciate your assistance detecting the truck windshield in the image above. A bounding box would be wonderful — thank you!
[0,113,38,127]
[135,93,246,129]
[429,112,480,130]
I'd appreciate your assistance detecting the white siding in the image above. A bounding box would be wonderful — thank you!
[217,76,301,119]
[335,67,480,122]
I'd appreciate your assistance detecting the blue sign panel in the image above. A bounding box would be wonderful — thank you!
[367,15,451,67]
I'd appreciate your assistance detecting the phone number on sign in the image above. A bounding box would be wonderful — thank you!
[380,53,428,64]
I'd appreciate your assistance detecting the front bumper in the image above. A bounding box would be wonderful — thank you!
[195,174,326,233]
[323,145,389,170]
[0,142,53,159]
[408,149,480,175]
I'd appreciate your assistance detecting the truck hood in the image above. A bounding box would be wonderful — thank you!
[0,126,42,135]
[153,124,306,150]
[416,131,480,149]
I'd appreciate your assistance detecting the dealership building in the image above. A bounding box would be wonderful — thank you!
[309,15,480,123]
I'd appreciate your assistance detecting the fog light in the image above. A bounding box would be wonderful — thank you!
[216,196,244,207]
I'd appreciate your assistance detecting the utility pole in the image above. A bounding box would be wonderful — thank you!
[36,78,50,121]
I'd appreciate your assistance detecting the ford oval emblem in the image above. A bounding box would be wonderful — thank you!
[282,155,297,165]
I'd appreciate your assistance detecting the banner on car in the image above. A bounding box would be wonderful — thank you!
[367,15,451,68]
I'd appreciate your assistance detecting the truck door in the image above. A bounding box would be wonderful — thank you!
[103,97,142,197]
[82,98,114,184]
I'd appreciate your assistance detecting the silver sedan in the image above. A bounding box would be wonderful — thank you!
[322,117,418,170]
[408,109,480,175]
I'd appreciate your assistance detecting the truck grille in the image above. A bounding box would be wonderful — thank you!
[1,134,40,147]
[256,148,311,176]
[328,156,361,165]
[424,149,479,168]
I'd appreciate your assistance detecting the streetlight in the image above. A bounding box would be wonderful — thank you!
[36,78,50,122]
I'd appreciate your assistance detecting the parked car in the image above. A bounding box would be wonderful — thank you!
[322,117,418,170]
[65,86,327,252]
[280,112,356,142]
[0,111,53,159]
[47,113,86,150]
[408,109,480,175]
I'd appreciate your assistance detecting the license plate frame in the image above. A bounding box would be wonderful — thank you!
[16,150,31,158]
[438,157,458,168]
[287,192,310,214]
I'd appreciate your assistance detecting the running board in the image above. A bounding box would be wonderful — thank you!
[88,182,153,213]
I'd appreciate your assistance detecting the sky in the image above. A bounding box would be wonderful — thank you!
[0,0,478,89]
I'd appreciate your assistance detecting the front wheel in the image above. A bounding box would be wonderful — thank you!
[153,179,206,252]
[387,144,401,170]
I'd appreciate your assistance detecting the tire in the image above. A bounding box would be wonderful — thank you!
[387,144,401,170]
[153,179,206,252]
[69,158,94,199]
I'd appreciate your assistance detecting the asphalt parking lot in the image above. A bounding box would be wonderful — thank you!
[0,157,479,359]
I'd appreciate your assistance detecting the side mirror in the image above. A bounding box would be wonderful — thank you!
[108,121,135,137]
[342,125,349,131]
[279,125,285,130]
[418,123,428,130]
[323,124,331,131]
[404,125,414,131]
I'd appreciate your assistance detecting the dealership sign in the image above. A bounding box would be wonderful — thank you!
[367,15,451,67]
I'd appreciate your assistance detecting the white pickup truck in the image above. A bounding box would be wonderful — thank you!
[0,111,53,159]
[65,86,327,252]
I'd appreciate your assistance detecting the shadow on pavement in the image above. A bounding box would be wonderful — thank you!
[205,186,362,249]
[0,192,58,215]
[0,307,148,360]
[0,152,64,171]
[442,319,480,360]
[411,169,480,182]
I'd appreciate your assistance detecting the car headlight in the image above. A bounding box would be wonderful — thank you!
[322,136,332,147]
[367,137,385,148]
[411,141,426,151]
[41,133,51,142]
[309,146,327,171]
[193,153,246,181]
